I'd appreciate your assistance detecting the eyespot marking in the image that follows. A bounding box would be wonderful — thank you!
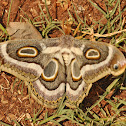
[71,59,82,81]
[113,64,119,70]
[85,48,100,60]
[41,59,58,81]
[17,46,39,57]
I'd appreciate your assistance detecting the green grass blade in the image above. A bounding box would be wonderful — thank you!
[85,78,120,115]
[0,121,12,126]
[89,0,107,16]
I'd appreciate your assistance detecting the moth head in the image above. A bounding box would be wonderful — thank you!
[110,46,126,76]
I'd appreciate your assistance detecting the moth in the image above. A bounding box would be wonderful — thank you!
[0,35,125,108]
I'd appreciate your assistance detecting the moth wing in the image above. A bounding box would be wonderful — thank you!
[0,38,66,108]
[66,38,126,108]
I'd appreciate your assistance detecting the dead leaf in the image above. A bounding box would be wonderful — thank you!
[61,18,73,35]
[42,0,51,5]
[0,114,4,120]
[30,8,38,18]
[1,95,8,104]
[26,113,34,126]
[7,113,17,121]
[7,22,43,40]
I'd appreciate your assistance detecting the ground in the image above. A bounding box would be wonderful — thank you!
[0,0,126,125]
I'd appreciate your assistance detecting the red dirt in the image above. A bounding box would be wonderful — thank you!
[0,0,126,125]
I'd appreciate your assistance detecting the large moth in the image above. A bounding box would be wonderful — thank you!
[0,35,125,108]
